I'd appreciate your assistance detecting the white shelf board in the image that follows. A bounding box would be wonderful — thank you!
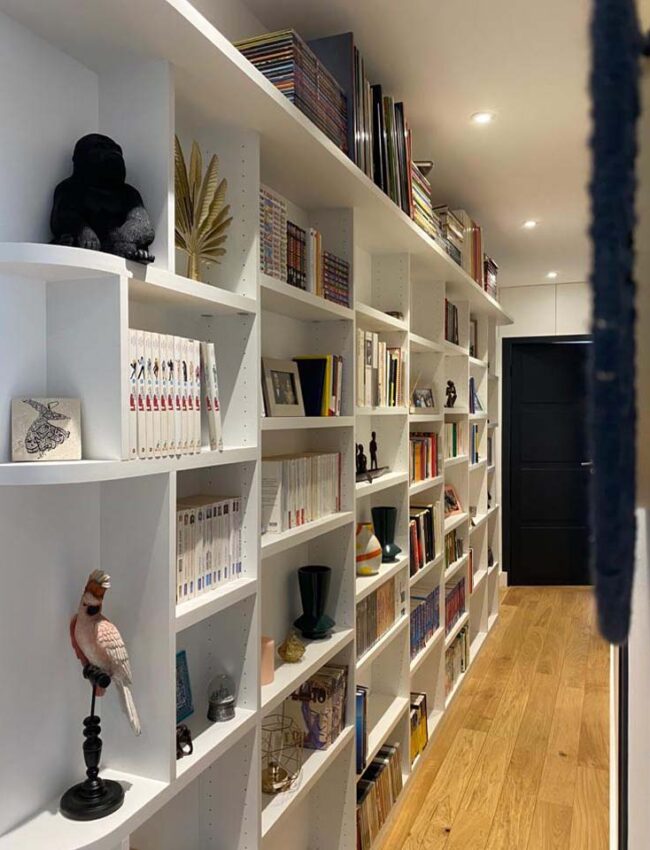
[409,552,444,588]
[444,553,469,583]
[488,611,500,631]
[0,241,144,281]
[356,555,409,604]
[260,273,353,322]
[444,512,469,534]
[261,511,354,558]
[444,408,469,418]
[469,356,488,368]
[487,464,496,473]
[261,725,355,838]
[356,616,408,676]
[176,708,257,784]
[409,475,443,496]
[470,412,488,421]
[355,406,408,417]
[409,332,443,353]
[410,626,445,674]
[355,302,407,332]
[356,470,408,497]
[488,421,499,429]
[131,267,257,315]
[175,576,257,633]
[442,339,469,356]
[487,504,501,518]
[488,373,499,382]
[444,454,469,469]
[469,459,488,471]
[444,611,470,648]
[261,628,354,714]
[488,559,500,575]
[365,694,410,769]
[471,568,488,594]
[470,513,489,533]
[409,411,443,423]
[0,446,258,486]
[261,416,354,431]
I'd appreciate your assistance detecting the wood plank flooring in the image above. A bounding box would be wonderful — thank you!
[378,587,609,850]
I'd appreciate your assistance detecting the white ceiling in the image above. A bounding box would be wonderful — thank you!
[242,0,592,288]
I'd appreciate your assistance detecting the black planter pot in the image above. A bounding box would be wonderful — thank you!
[293,565,335,639]
[371,506,402,563]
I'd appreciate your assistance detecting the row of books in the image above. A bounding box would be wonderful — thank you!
[236,30,348,154]
[322,250,351,307]
[485,256,499,300]
[468,548,475,593]
[356,573,407,660]
[444,422,465,458]
[410,162,436,239]
[470,423,480,465]
[357,742,403,850]
[260,186,287,281]
[409,502,442,576]
[456,210,484,288]
[469,318,479,359]
[487,435,494,465]
[434,206,464,267]
[128,331,222,460]
[444,298,461,346]
[370,88,411,216]
[410,692,429,765]
[409,432,440,482]
[285,663,347,751]
[287,220,307,288]
[469,377,484,413]
[356,686,369,773]
[292,355,344,417]
[356,330,406,408]
[410,586,440,660]
[445,625,470,697]
[445,577,466,636]
[261,452,341,534]
[176,495,241,603]
[445,529,464,569]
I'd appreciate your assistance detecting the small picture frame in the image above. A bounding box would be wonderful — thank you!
[176,650,194,724]
[444,484,463,516]
[262,358,305,417]
[11,398,81,462]
[412,388,435,409]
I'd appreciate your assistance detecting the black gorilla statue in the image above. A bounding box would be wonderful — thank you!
[50,134,155,264]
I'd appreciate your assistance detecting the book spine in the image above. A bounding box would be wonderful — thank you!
[128,328,138,459]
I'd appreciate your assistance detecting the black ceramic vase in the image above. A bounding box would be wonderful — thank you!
[293,565,335,640]
[371,506,402,563]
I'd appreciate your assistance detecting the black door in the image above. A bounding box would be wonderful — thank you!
[504,337,591,585]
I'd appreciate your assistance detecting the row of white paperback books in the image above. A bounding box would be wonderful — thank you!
[262,452,342,534]
[128,330,223,460]
[176,495,242,603]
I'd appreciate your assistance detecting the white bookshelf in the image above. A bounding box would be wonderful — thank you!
[0,4,510,849]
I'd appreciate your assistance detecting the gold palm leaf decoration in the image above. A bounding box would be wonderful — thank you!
[175,136,233,281]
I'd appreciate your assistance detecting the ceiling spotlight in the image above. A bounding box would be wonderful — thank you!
[471,111,496,125]
[546,271,559,279]
[522,220,538,230]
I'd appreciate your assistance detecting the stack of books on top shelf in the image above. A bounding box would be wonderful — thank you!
[235,30,348,154]
[176,495,242,603]
[409,502,442,576]
[409,432,440,483]
[433,206,465,267]
[410,693,429,765]
[285,664,347,750]
[444,422,465,458]
[470,423,480,464]
[444,298,460,346]
[445,528,464,568]
[445,577,466,635]
[356,331,406,408]
[410,587,440,659]
[469,377,483,413]
[445,624,469,696]
[455,209,484,287]
[261,451,341,534]
[484,255,499,300]
[128,331,223,460]
[356,572,408,659]
[357,742,403,850]
[410,162,436,239]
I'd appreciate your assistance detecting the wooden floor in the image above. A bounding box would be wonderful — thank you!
[379,586,610,850]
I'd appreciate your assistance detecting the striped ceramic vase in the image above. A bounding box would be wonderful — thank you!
[356,522,382,576]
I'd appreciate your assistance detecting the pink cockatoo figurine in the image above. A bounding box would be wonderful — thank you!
[70,570,141,736]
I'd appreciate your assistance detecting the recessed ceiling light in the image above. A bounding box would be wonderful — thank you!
[522,220,538,230]
[471,111,496,125]
[546,271,559,279]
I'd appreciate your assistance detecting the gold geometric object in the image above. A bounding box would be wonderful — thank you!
[277,629,306,663]
[261,711,303,795]
[174,135,233,281]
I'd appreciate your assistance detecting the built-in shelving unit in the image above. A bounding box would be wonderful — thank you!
[0,3,510,849]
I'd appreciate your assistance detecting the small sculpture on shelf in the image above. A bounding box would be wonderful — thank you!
[445,380,458,409]
[176,724,194,759]
[371,506,402,563]
[369,431,378,471]
[207,673,236,722]
[355,433,389,483]
[278,629,306,663]
[356,443,368,477]
[51,134,155,263]
[356,522,382,576]
[293,565,335,640]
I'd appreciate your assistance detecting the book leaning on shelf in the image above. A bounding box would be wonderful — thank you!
[356,572,408,659]
[356,329,406,408]
[410,586,440,659]
[261,451,341,534]
[409,432,439,482]
[444,422,465,458]
[445,528,464,568]
[176,495,242,603]
[293,354,344,416]
[129,329,223,460]
[409,501,442,575]
[410,692,429,765]
[445,577,466,635]
[445,624,470,696]
[284,664,348,750]
[357,742,403,850]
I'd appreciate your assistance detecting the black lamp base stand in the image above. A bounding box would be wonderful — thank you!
[60,665,125,821]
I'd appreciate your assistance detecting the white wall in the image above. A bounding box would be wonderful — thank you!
[190,0,265,40]
[500,281,592,339]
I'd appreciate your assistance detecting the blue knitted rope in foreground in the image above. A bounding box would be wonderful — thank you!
[589,0,642,643]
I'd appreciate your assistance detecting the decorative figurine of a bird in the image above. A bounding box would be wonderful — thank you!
[70,570,141,735]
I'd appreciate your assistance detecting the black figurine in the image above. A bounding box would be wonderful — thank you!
[369,431,378,471]
[445,380,457,408]
[51,134,155,264]
[356,443,368,476]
